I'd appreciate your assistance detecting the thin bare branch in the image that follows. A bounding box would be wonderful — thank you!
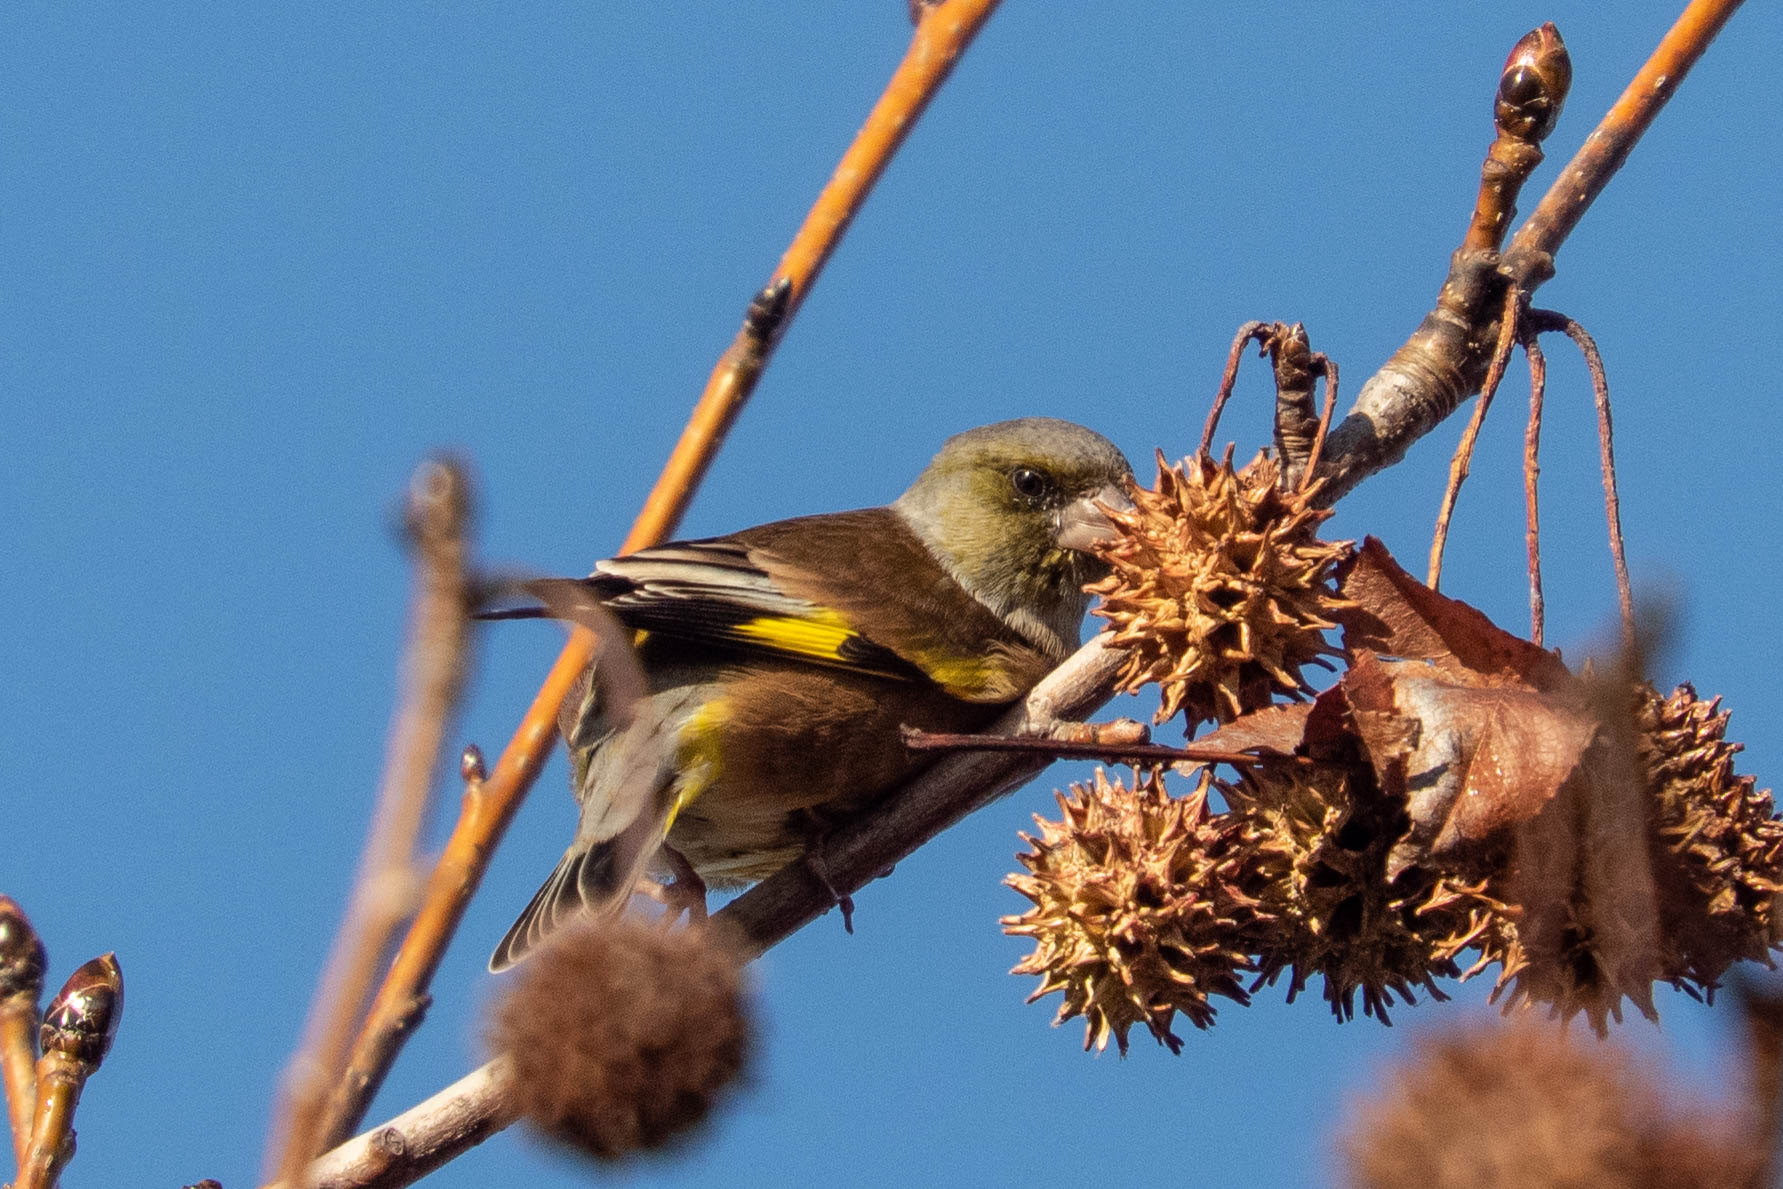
[902,727,1306,769]
[1528,309,1636,650]
[1426,282,1523,589]
[266,1061,517,1189]
[268,461,475,1180]
[1523,333,1549,645]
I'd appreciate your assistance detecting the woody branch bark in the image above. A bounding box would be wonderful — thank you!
[266,461,476,1182]
[1312,0,1741,506]
[305,0,1006,1155]
[274,5,1741,1185]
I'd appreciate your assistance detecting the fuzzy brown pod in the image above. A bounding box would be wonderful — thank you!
[1342,1018,1767,1189]
[1089,450,1353,726]
[486,916,750,1161]
[1003,767,1255,1054]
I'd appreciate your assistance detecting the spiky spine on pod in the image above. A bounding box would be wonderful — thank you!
[1224,761,1505,1023]
[1088,450,1354,727]
[1636,681,1783,996]
[1003,767,1255,1055]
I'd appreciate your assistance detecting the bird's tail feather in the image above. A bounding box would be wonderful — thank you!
[487,807,667,971]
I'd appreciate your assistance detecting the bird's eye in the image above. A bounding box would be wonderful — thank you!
[1010,467,1049,501]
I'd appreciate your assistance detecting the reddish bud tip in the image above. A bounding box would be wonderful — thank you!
[461,742,487,784]
[0,896,48,1003]
[1496,24,1571,142]
[41,952,123,1069]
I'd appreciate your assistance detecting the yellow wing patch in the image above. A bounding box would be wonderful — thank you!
[730,609,861,664]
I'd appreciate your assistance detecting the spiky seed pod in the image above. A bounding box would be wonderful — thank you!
[1089,450,1353,726]
[1636,681,1783,995]
[1225,761,1503,1023]
[1003,767,1256,1055]
[487,917,750,1161]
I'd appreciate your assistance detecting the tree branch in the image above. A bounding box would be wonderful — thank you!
[265,1061,517,1189]
[268,461,476,1180]
[1315,0,1741,506]
[274,4,1747,1184]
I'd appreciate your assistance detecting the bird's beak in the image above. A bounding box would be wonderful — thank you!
[1054,483,1134,552]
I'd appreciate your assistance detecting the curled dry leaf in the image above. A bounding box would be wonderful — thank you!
[1338,536,1570,691]
[1333,541,1668,1028]
[1339,653,1599,879]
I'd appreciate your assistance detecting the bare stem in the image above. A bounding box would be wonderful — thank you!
[1426,282,1523,589]
[1523,334,1549,646]
[266,461,475,1179]
[1201,321,1270,456]
[902,727,1305,769]
[265,1061,517,1189]
[1504,0,1744,278]
[312,0,1007,1150]
[1528,310,1636,649]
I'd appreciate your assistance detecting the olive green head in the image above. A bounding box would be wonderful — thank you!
[893,417,1133,654]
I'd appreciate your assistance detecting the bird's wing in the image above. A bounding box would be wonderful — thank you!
[514,509,1060,702]
[574,529,928,681]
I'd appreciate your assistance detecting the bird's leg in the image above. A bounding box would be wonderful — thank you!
[645,843,709,923]
[794,810,856,934]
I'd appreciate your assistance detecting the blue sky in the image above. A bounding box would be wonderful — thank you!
[6,4,1782,1186]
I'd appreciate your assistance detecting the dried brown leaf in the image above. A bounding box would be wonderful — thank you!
[1338,536,1571,691]
[1338,652,1598,876]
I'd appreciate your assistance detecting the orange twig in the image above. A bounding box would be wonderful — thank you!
[267,461,476,1181]
[308,0,1005,1154]
[1505,0,1743,279]
[1426,281,1523,590]
[1522,333,1549,646]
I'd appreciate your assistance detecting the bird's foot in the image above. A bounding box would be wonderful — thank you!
[643,843,709,923]
[804,844,855,935]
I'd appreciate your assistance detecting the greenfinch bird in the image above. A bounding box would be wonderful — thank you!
[489,417,1132,970]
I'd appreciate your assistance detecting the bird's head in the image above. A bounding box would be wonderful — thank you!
[893,417,1133,655]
